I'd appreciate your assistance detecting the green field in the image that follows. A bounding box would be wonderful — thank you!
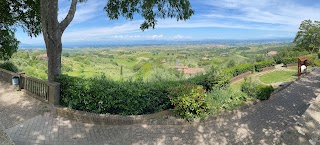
[10,43,292,81]
[259,71,296,84]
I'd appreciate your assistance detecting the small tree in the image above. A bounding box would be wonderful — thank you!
[293,20,320,53]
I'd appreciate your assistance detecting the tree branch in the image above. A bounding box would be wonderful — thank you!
[59,0,77,33]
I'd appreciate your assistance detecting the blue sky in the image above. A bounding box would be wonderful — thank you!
[16,0,320,45]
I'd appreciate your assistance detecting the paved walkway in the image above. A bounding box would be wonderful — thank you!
[1,68,320,145]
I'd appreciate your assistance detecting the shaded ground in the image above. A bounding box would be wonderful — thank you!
[0,67,320,145]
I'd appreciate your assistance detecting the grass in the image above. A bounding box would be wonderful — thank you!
[259,70,296,84]
[230,80,245,93]
[287,66,298,71]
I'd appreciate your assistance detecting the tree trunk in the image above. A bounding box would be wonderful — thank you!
[40,0,77,82]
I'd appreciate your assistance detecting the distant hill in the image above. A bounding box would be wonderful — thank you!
[19,38,293,49]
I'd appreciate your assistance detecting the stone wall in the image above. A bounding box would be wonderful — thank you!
[230,71,252,83]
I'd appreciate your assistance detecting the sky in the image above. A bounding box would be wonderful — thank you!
[15,0,320,45]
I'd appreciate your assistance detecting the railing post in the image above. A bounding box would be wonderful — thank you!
[48,82,60,105]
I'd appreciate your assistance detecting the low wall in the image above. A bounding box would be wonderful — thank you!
[55,107,192,125]
[261,66,275,72]
[0,68,17,84]
[286,63,296,67]
[230,71,252,83]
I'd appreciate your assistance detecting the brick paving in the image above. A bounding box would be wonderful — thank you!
[1,68,320,145]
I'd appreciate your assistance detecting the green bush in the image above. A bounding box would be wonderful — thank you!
[241,78,274,100]
[58,75,178,115]
[169,84,210,121]
[318,52,320,59]
[254,60,274,72]
[241,78,257,98]
[224,63,254,77]
[0,61,19,72]
[255,84,274,100]
[207,87,248,113]
[187,69,231,91]
[306,55,320,67]
[282,57,296,66]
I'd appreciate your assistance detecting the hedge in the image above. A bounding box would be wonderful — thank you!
[59,75,179,115]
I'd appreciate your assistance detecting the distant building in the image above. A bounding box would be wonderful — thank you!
[183,68,205,76]
[36,54,48,60]
[175,66,189,71]
[267,51,278,55]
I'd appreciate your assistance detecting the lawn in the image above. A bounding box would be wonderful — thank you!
[230,80,244,93]
[259,71,296,84]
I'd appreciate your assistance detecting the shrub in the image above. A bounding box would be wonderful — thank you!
[282,57,296,66]
[188,69,231,91]
[318,52,320,59]
[254,60,274,72]
[241,78,257,98]
[306,55,320,67]
[241,78,274,100]
[169,84,210,121]
[255,84,274,100]
[0,61,19,72]
[207,87,248,113]
[58,74,178,115]
[224,64,254,77]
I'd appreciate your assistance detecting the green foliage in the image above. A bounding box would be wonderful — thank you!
[207,87,249,113]
[58,74,179,115]
[318,52,320,59]
[0,28,19,60]
[273,48,308,64]
[294,20,320,52]
[255,84,274,100]
[169,84,210,121]
[0,0,41,61]
[282,57,297,66]
[105,0,194,30]
[0,61,19,72]
[306,55,320,67]
[241,78,257,98]
[188,68,231,91]
[224,63,254,77]
[254,60,274,72]
[241,78,274,100]
[62,52,70,57]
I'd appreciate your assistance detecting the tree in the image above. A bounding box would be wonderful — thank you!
[40,0,194,82]
[0,0,41,60]
[293,20,320,53]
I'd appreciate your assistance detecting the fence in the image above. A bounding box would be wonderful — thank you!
[0,68,60,105]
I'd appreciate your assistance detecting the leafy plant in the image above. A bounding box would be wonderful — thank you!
[58,74,178,115]
[207,87,249,113]
[255,84,274,100]
[0,61,19,72]
[241,78,274,100]
[169,84,210,121]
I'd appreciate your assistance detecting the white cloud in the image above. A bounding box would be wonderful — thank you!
[156,19,295,32]
[61,21,142,42]
[201,0,320,27]
[110,34,191,40]
[151,34,164,39]
[58,0,105,24]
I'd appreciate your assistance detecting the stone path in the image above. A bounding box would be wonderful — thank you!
[1,68,320,145]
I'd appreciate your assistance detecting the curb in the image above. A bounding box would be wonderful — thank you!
[55,107,193,125]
